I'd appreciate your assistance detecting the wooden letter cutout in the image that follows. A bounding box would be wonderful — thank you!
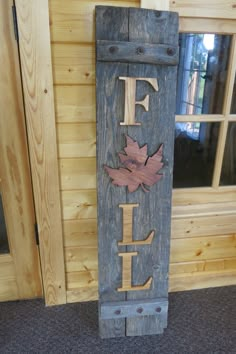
[119,77,158,125]
[117,252,153,292]
[118,204,154,245]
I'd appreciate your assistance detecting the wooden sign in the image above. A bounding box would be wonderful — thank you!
[96,6,179,338]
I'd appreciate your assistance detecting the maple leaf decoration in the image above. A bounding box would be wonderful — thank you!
[104,135,164,193]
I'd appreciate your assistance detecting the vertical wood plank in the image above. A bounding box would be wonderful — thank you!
[126,7,178,336]
[0,0,42,299]
[96,5,178,337]
[15,0,66,305]
[96,6,128,338]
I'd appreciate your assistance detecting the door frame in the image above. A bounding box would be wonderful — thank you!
[0,0,42,300]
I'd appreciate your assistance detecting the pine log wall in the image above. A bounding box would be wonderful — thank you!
[49,0,236,303]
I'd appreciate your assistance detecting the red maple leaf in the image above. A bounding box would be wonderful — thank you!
[104,135,164,193]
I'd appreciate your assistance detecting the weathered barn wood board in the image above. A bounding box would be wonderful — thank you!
[96,6,178,337]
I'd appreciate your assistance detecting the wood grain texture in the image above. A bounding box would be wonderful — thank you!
[170,0,236,19]
[124,7,178,336]
[97,40,178,65]
[179,18,236,35]
[48,0,236,44]
[170,269,236,292]
[54,85,95,123]
[49,0,138,43]
[57,123,96,158]
[65,234,236,272]
[172,214,236,239]
[0,0,42,300]
[141,0,169,10]
[65,257,236,291]
[52,43,95,85]
[170,234,236,263]
[172,187,236,205]
[96,5,129,338]
[59,158,96,190]
[61,190,97,220]
[63,219,97,247]
[16,0,66,305]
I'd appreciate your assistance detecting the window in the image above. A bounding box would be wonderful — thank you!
[173,33,236,189]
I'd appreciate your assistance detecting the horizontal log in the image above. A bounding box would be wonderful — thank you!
[61,189,236,221]
[63,219,97,247]
[49,0,139,43]
[63,213,236,249]
[97,40,178,65]
[170,0,236,20]
[51,44,95,85]
[170,234,236,263]
[54,85,95,123]
[61,190,97,220]
[59,158,96,190]
[49,0,236,44]
[57,123,96,158]
[64,234,236,272]
[172,214,236,239]
[65,257,236,290]
[66,268,236,302]
[66,287,98,303]
[173,187,236,205]
[169,269,236,292]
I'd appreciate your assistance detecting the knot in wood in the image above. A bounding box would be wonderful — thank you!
[109,46,118,54]
[155,307,162,313]
[167,47,175,56]
[114,309,121,315]
[136,47,145,55]
[136,307,143,314]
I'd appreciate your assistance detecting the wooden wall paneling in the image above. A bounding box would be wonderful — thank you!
[172,214,236,239]
[170,269,236,292]
[0,0,42,300]
[172,187,236,205]
[141,0,169,10]
[65,234,236,272]
[63,219,97,247]
[61,190,97,220]
[57,123,96,158]
[54,86,95,123]
[49,0,139,43]
[172,201,236,218]
[0,255,18,301]
[59,158,96,190]
[16,0,66,305]
[179,18,236,34]
[65,256,236,301]
[170,0,236,19]
[52,44,95,85]
[170,234,236,263]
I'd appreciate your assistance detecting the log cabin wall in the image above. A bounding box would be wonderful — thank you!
[48,0,236,303]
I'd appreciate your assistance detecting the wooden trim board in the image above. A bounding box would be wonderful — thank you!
[15,0,66,305]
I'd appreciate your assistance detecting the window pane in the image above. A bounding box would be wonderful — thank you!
[220,123,236,185]
[173,122,220,188]
[176,34,231,115]
[0,193,9,254]
[230,75,236,113]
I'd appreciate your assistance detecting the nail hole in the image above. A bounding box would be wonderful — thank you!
[137,307,143,314]
[114,309,121,315]
[155,307,162,313]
